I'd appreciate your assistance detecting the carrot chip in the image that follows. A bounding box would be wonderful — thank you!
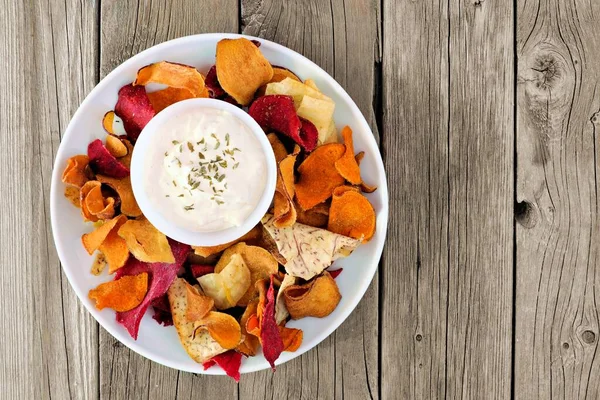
[135,61,209,98]
[62,155,90,188]
[81,214,127,255]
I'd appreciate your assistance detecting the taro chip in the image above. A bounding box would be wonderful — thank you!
[64,186,81,208]
[256,66,301,97]
[80,181,115,222]
[88,273,148,312]
[96,174,142,217]
[118,217,175,263]
[192,224,262,257]
[328,268,343,279]
[185,281,214,322]
[134,61,209,98]
[117,240,190,339]
[328,188,376,242]
[81,215,127,255]
[279,326,303,352]
[193,311,242,350]
[99,215,130,274]
[283,271,341,319]
[215,38,273,105]
[88,139,130,178]
[295,143,345,210]
[62,155,90,188]
[147,87,194,113]
[102,111,127,135]
[190,264,215,278]
[214,243,278,306]
[267,133,288,164]
[151,295,173,326]
[335,126,362,185]
[197,253,251,310]
[202,351,243,382]
[237,299,260,356]
[114,84,156,142]
[105,135,128,158]
[260,275,284,370]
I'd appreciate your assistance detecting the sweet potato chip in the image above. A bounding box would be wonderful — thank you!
[294,199,329,227]
[185,281,214,322]
[96,174,142,217]
[62,155,90,188]
[168,278,227,362]
[102,111,127,136]
[64,186,81,208]
[80,181,116,222]
[88,139,130,178]
[355,151,365,165]
[214,243,278,306]
[273,151,298,228]
[216,38,273,105]
[89,273,148,312]
[279,326,303,352]
[193,311,242,350]
[192,224,262,257]
[135,61,209,98]
[335,126,362,184]
[261,275,284,370]
[275,274,297,324]
[105,134,128,158]
[114,84,156,142]
[202,351,243,382]
[237,299,260,356]
[82,215,127,255]
[118,217,174,263]
[267,133,288,164]
[198,253,251,309]
[256,66,301,97]
[328,189,376,242]
[295,143,345,210]
[99,215,129,273]
[332,185,360,196]
[147,87,195,113]
[283,272,341,319]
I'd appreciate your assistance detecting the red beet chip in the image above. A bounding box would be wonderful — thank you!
[251,39,261,48]
[114,84,156,142]
[87,139,130,178]
[328,268,343,279]
[150,295,173,326]
[202,351,243,382]
[115,239,190,339]
[205,65,226,98]
[190,264,215,278]
[298,118,318,152]
[249,94,308,145]
[260,275,284,370]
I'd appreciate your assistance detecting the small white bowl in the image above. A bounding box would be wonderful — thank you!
[130,98,277,246]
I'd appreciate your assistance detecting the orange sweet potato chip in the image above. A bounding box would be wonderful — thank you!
[82,214,128,255]
[134,61,209,98]
[294,199,329,227]
[193,311,242,350]
[185,281,214,322]
[237,300,260,356]
[256,66,301,97]
[267,133,288,164]
[355,151,365,165]
[96,174,142,217]
[64,186,81,208]
[79,181,116,222]
[147,87,195,113]
[273,151,298,228]
[283,272,341,319]
[118,217,175,263]
[88,272,148,312]
[216,38,274,105]
[62,155,90,188]
[332,185,360,196]
[99,216,130,274]
[105,135,128,158]
[328,188,376,242]
[335,126,361,185]
[279,326,303,352]
[192,224,262,257]
[295,143,345,210]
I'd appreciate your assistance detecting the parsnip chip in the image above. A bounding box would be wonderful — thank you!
[267,133,288,164]
[198,253,251,309]
[134,61,209,98]
[265,77,333,108]
[295,143,345,210]
[185,281,214,322]
[118,217,175,263]
[96,174,142,217]
[61,155,90,188]
[88,272,148,312]
[64,186,81,208]
[303,79,320,91]
[273,151,298,228]
[105,135,128,158]
[328,188,376,242]
[275,274,298,324]
[82,215,127,255]
[214,243,278,306]
[283,272,341,319]
[79,181,116,222]
[335,126,362,184]
[147,87,195,113]
[256,66,301,97]
[296,95,335,145]
[262,214,360,280]
[216,38,273,105]
[91,252,107,276]
[193,311,242,350]
[192,224,262,257]
[237,300,260,356]
[168,278,227,363]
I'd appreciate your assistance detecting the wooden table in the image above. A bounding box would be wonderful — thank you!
[2,0,600,398]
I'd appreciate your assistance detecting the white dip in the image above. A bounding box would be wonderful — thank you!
[144,107,267,232]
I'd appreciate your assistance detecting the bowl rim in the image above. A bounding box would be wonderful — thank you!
[130,98,277,246]
[50,32,389,375]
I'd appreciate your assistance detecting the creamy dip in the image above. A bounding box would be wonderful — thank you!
[144,107,267,232]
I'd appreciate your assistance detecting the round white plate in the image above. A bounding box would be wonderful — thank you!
[50,33,389,374]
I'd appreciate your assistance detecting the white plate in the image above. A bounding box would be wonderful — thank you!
[50,33,389,375]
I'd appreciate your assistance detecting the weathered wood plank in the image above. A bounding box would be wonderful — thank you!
[515,0,600,398]
[0,0,99,398]
[382,0,514,398]
[240,1,380,398]
[99,2,238,399]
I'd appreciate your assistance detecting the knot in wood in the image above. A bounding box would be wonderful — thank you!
[531,54,562,91]
[582,330,596,344]
[515,200,537,229]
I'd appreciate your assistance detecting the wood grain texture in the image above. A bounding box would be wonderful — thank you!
[241,1,381,398]
[515,0,600,398]
[99,1,238,399]
[0,0,99,398]
[382,0,514,398]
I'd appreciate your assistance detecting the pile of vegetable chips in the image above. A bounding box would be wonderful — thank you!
[61,38,377,380]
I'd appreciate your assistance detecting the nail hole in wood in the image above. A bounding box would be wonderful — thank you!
[416,334,422,342]
[515,201,537,228]
[583,330,596,344]
[562,342,569,349]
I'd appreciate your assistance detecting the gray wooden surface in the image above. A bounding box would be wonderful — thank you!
[2,0,600,399]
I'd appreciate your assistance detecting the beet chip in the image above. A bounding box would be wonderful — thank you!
[115,239,190,339]
[202,350,243,382]
[261,275,284,370]
[190,264,215,278]
[328,268,343,279]
[205,66,226,98]
[151,295,173,326]
[114,84,156,142]
[249,95,317,152]
[88,139,130,178]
